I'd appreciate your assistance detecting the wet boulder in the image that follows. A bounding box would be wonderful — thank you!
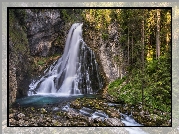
[104,118,124,126]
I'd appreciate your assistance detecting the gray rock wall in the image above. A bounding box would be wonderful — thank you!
[25,9,65,56]
[83,22,126,83]
[9,43,17,105]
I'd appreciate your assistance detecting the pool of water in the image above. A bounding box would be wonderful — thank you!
[12,93,146,131]
[13,93,100,108]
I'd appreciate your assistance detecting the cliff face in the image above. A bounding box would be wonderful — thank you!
[9,36,31,104]
[9,9,67,104]
[99,23,125,81]
[9,40,18,104]
[25,9,66,56]
[83,22,126,83]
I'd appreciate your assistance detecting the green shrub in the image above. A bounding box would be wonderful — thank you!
[107,55,171,113]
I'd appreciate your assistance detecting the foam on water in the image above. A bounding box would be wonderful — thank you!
[28,23,103,96]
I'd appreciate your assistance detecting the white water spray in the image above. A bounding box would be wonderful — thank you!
[28,23,103,96]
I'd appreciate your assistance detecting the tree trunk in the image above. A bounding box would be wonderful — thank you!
[132,35,133,64]
[166,32,169,51]
[166,11,171,52]
[128,28,130,65]
[141,20,145,107]
[141,20,145,68]
[156,9,161,59]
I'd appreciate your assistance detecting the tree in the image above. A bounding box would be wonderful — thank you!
[141,19,145,107]
[128,27,130,65]
[156,9,161,59]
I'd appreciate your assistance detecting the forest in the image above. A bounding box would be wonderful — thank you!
[8,8,171,128]
[71,8,172,114]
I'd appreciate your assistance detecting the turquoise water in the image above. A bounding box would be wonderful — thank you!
[13,94,100,108]
[12,93,145,129]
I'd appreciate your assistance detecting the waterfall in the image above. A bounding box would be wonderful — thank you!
[28,23,103,96]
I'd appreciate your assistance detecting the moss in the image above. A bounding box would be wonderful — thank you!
[53,36,63,47]
[113,55,119,62]
[29,54,61,76]
[61,9,71,21]
[102,33,109,41]
[37,60,45,65]
[9,9,29,55]
[108,77,126,91]
[60,9,83,24]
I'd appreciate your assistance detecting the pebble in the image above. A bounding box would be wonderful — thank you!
[52,120,57,124]
[104,118,124,126]
[17,113,25,119]
[8,97,170,126]
[9,114,14,118]
[24,121,29,126]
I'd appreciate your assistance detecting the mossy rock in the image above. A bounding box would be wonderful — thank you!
[70,100,82,109]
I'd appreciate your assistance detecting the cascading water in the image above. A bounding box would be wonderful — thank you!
[28,23,103,96]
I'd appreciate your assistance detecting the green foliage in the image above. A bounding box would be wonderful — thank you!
[108,77,126,90]
[9,9,29,55]
[37,60,45,65]
[83,9,111,31]
[108,77,126,102]
[113,55,119,63]
[146,60,158,74]
[106,9,171,115]
[60,9,83,23]
[61,9,71,21]
[107,54,171,113]
[102,33,109,41]
[36,54,60,66]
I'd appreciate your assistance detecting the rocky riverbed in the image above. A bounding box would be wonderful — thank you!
[9,96,171,127]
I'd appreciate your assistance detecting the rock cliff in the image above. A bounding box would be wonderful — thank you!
[83,22,126,83]
[9,9,67,104]
[25,9,65,56]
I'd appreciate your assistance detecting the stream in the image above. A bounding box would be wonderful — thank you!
[12,94,148,133]
[11,23,148,133]
[14,94,143,127]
